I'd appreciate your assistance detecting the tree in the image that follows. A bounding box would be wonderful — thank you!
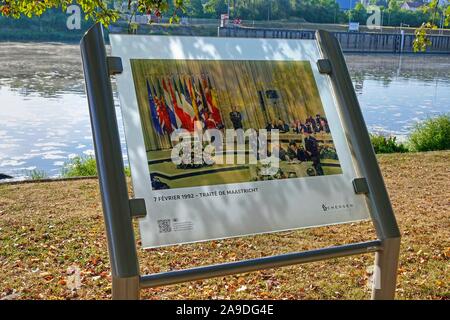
[348,2,368,24]
[292,0,342,24]
[203,0,228,18]
[185,0,206,18]
[0,0,186,26]
[413,0,450,52]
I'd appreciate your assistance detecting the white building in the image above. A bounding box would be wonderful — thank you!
[401,1,423,11]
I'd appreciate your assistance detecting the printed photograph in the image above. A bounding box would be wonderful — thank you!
[130,59,343,190]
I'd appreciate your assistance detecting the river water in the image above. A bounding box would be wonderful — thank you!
[0,43,449,179]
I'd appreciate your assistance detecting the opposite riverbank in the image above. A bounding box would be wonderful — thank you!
[0,151,449,300]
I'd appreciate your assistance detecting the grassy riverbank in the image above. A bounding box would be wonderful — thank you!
[0,151,449,300]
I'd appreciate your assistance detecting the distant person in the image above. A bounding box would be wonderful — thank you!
[320,119,326,132]
[277,119,289,133]
[304,131,324,176]
[229,105,243,130]
[288,141,308,162]
[323,118,330,133]
[293,120,300,134]
[306,116,315,126]
[266,120,277,132]
[315,114,323,132]
[293,120,306,134]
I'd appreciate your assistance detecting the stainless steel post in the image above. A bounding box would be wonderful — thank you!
[316,30,401,300]
[80,23,140,300]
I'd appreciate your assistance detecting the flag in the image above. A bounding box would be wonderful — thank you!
[192,78,208,121]
[146,80,163,135]
[178,77,196,120]
[157,79,178,131]
[186,77,200,120]
[153,84,173,134]
[167,78,194,132]
[203,76,223,126]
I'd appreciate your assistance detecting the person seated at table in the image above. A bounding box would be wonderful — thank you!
[323,118,330,133]
[276,119,290,133]
[293,120,305,134]
[306,116,316,128]
[266,120,277,132]
[315,114,323,131]
[287,141,308,162]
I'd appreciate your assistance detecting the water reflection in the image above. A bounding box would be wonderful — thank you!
[0,43,85,97]
[346,54,450,137]
[0,43,126,179]
[0,43,449,179]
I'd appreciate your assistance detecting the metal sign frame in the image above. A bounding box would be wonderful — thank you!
[80,23,400,300]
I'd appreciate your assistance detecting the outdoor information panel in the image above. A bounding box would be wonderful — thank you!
[110,35,371,249]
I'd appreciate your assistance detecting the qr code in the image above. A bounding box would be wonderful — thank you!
[157,219,172,233]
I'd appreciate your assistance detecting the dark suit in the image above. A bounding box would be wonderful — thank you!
[230,111,243,130]
[305,136,324,176]
[288,148,308,162]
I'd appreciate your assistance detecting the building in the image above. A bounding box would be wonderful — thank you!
[400,0,448,11]
[401,1,424,11]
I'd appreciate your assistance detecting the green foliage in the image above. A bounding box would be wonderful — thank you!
[0,8,90,41]
[348,2,368,24]
[61,155,131,178]
[124,166,131,177]
[413,22,435,52]
[200,0,344,23]
[294,0,343,24]
[412,0,449,51]
[370,134,408,154]
[25,169,48,180]
[408,114,450,152]
[61,156,98,177]
[0,0,185,26]
[1,0,448,27]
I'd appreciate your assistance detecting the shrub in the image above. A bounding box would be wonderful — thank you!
[408,114,450,152]
[61,155,132,178]
[61,156,98,178]
[370,134,408,154]
[26,169,48,180]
